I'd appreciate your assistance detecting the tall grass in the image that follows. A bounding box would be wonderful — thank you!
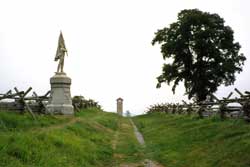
[133,113,250,167]
[0,111,69,131]
[0,108,117,167]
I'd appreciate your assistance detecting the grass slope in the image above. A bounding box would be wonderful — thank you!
[133,113,250,167]
[112,117,144,166]
[0,108,119,167]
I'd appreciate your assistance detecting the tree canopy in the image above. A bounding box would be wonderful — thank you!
[152,9,246,102]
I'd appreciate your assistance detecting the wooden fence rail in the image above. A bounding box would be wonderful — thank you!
[0,87,50,119]
[146,88,250,121]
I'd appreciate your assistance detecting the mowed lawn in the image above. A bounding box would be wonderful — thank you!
[133,113,250,167]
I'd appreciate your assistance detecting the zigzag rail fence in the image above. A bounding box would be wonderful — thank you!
[0,87,102,120]
[0,87,51,120]
[146,88,250,122]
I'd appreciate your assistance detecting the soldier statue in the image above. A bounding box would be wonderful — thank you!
[55,31,68,73]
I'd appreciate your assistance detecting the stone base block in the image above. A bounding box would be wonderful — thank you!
[46,104,74,115]
[46,72,74,115]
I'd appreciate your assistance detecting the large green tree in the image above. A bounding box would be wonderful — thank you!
[152,9,246,102]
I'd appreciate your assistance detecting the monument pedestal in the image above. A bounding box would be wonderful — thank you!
[46,73,74,115]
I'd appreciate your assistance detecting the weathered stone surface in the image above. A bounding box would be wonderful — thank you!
[116,97,123,116]
[46,73,74,115]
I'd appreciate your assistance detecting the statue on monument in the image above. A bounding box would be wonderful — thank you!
[46,31,74,115]
[55,31,68,73]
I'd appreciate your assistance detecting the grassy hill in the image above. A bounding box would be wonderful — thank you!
[3,108,249,167]
[133,113,250,167]
[0,108,143,167]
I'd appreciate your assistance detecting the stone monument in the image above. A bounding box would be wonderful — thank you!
[46,32,74,115]
[116,97,123,116]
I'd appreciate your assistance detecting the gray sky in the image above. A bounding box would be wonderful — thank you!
[0,0,250,115]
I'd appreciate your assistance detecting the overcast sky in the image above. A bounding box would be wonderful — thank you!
[0,0,250,115]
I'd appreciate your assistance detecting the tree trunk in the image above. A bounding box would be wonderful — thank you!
[198,107,204,119]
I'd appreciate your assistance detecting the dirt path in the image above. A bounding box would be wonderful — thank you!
[129,119,145,145]
[31,116,80,133]
[44,117,80,131]
[129,119,164,167]
[112,119,120,150]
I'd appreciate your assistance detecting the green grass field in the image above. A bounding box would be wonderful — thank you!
[2,109,249,167]
[112,117,144,166]
[133,113,250,167]
[0,108,144,167]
